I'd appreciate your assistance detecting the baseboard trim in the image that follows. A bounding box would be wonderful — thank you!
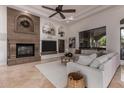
[0,63,7,66]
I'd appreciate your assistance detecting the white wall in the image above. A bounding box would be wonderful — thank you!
[0,6,7,65]
[67,6,124,64]
[40,17,68,60]
[40,17,68,51]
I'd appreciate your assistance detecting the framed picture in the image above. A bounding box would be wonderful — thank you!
[69,37,76,48]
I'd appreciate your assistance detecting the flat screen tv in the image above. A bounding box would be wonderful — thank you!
[42,40,57,52]
[79,26,106,50]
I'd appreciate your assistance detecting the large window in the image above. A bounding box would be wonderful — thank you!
[120,18,124,60]
[79,26,106,49]
[120,27,124,60]
[98,36,106,48]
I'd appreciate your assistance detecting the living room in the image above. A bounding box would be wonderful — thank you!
[0,4,124,89]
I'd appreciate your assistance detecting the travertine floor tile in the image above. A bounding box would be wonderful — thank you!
[0,62,124,88]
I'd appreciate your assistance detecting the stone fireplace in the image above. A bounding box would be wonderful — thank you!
[7,7,41,65]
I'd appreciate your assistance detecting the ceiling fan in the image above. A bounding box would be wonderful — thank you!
[42,5,76,19]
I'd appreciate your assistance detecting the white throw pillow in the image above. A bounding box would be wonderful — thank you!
[77,53,97,66]
[90,54,109,68]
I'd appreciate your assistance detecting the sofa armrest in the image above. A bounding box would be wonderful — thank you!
[101,54,120,87]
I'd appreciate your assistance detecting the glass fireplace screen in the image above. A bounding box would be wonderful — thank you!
[16,43,35,58]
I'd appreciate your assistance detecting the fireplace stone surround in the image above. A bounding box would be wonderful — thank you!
[7,7,41,65]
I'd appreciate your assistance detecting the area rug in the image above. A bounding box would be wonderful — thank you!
[35,61,67,88]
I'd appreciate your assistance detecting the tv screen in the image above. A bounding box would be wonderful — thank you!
[42,40,57,52]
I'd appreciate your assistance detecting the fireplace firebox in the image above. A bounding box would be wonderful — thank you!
[16,44,35,58]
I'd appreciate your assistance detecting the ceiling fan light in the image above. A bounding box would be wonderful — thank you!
[69,16,74,20]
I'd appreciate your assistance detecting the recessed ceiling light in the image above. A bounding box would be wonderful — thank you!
[69,16,74,20]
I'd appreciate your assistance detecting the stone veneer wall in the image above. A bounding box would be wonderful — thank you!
[7,7,41,65]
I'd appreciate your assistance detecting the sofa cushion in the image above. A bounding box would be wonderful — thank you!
[98,53,116,70]
[98,64,104,70]
[90,54,109,68]
[106,53,115,59]
[77,53,97,66]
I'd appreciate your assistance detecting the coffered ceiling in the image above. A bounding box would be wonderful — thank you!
[8,5,114,24]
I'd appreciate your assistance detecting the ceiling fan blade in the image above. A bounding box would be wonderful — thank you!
[58,5,63,10]
[62,9,76,13]
[49,12,58,18]
[42,6,56,11]
[59,12,65,19]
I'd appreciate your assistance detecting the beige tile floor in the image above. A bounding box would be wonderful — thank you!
[0,61,124,88]
[0,62,54,88]
[109,65,124,88]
